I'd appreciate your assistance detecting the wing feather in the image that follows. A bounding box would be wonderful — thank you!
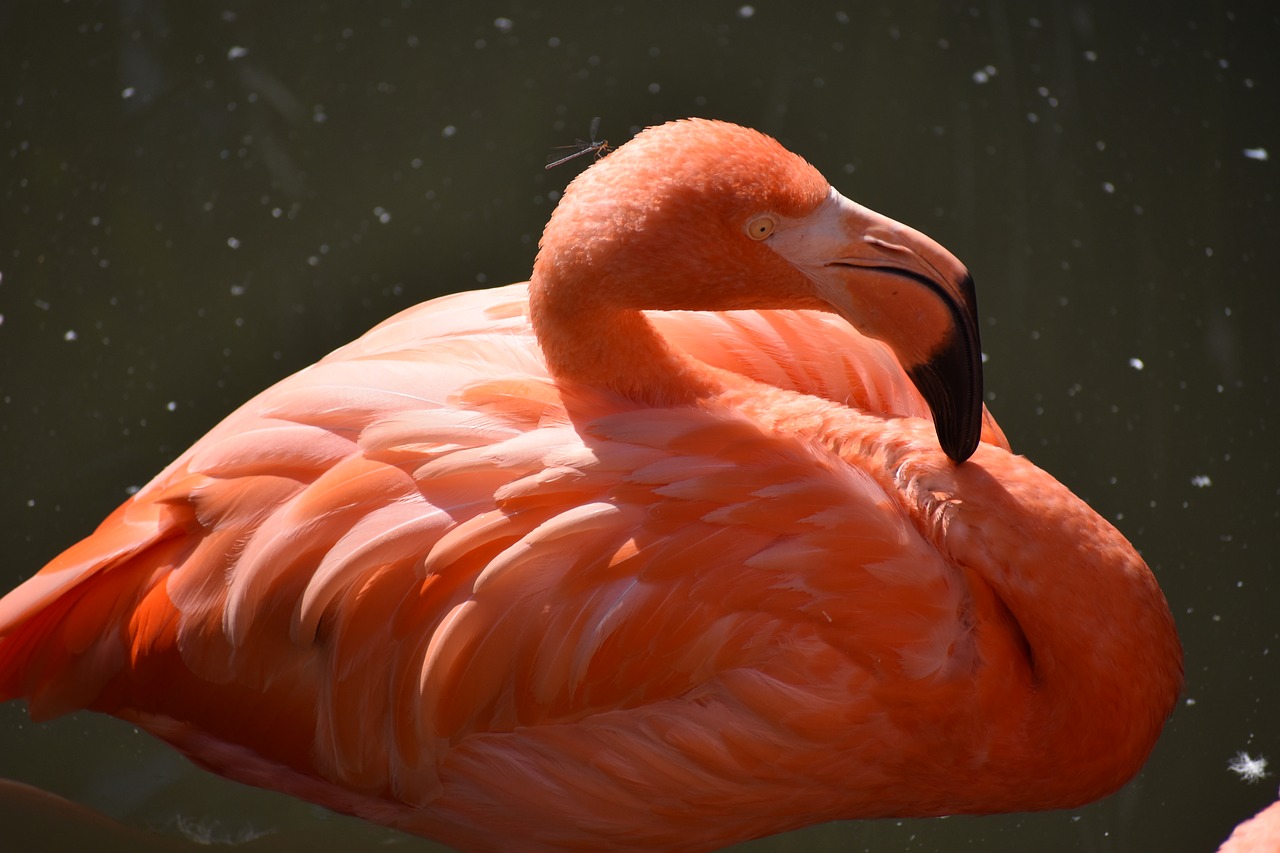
[1,281,982,825]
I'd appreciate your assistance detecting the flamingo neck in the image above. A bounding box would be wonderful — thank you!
[887,434,1183,808]
[528,275,720,406]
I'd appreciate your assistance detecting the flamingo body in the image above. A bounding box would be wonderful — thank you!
[0,120,1182,851]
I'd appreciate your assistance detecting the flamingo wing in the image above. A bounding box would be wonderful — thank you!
[0,283,978,841]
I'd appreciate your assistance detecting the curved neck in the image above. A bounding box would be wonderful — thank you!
[893,435,1183,807]
[528,273,720,406]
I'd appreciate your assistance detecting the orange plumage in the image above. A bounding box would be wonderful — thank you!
[0,119,1182,851]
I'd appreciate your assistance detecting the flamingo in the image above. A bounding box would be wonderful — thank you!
[1220,800,1280,852]
[0,119,1182,851]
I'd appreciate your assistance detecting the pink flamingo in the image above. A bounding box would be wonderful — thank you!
[0,119,1182,851]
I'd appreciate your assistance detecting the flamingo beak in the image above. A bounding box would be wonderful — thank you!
[770,188,984,463]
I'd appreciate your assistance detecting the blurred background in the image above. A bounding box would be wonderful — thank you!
[1,1,1276,851]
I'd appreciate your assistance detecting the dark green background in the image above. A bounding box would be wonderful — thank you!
[2,2,1277,850]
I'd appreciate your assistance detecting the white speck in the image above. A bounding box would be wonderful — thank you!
[442,125,457,138]
[227,46,248,60]
[166,401,177,412]
[307,255,320,266]
[313,105,328,123]
[121,87,136,99]
[835,10,849,24]
[1228,752,1270,783]
[1128,357,1144,370]
[410,157,423,168]
[738,5,755,18]
[972,66,997,84]
[1243,147,1269,161]
[1102,181,1115,194]
[548,36,561,48]
[227,237,241,249]
[1191,475,1212,488]
[1205,247,1214,257]
[230,284,246,296]
[64,329,78,341]
[373,206,392,224]
[648,82,661,94]
[1027,112,1039,124]
[1185,697,1196,706]
[493,17,513,33]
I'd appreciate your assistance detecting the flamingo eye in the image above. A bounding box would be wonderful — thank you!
[745,215,776,240]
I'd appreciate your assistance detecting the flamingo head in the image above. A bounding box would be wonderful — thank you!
[534,118,983,463]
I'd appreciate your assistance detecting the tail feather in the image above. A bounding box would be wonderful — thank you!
[0,497,184,717]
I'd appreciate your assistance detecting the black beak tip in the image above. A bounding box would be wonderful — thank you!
[941,412,982,464]
[907,272,984,464]
[910,361,983,464]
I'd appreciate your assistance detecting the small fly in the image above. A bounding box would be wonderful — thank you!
[544,117,609,170]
